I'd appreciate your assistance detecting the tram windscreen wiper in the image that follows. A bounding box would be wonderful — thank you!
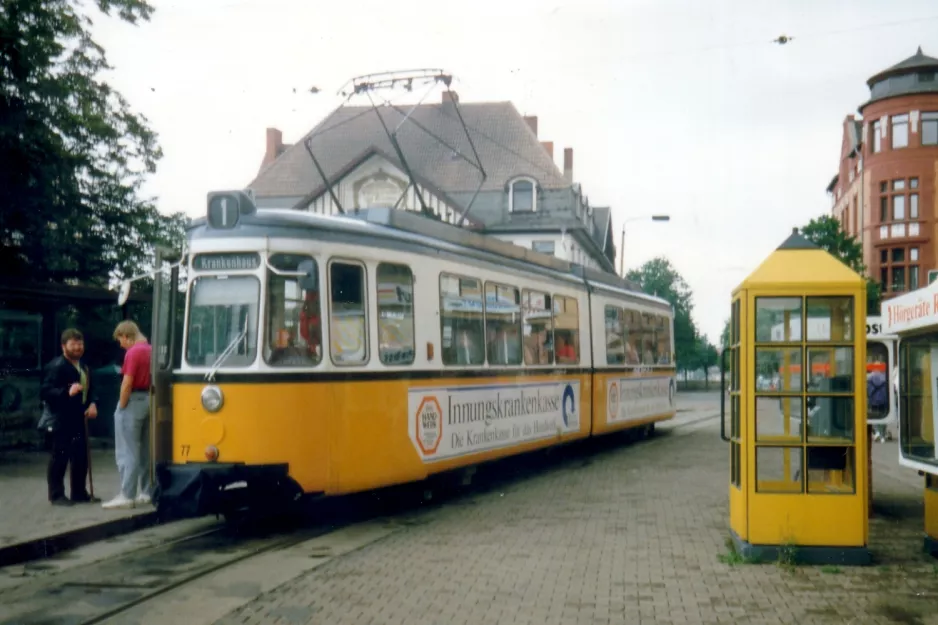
[206,315,248,381]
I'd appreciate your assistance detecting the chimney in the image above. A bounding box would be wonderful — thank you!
[541,141,554,160]
[523,115,538,137]
[259,127,284,172]
[442,91,459,104]
[563,148,573,183]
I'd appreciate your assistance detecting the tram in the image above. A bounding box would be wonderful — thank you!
[138,191,677,518]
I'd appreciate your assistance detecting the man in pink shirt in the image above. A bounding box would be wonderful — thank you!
[103,320,153,510]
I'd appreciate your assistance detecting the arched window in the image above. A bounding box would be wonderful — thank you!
[509,178,536,212]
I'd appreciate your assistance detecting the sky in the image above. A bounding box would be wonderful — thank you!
[90,0,938,344]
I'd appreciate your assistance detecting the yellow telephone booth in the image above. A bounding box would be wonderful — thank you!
[723,228,871,564]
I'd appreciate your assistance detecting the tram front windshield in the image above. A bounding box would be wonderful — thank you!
[186,275,260,367]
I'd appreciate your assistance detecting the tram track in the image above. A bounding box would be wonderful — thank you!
[73,524,339,625]
[0,514,315,625]
[0,409,719,625]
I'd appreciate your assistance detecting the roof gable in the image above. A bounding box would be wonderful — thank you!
[248,101,569,201]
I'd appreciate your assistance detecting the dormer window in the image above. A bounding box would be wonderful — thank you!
[509,178,536,212]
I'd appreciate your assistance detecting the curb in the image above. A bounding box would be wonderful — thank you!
[0,511,160,568]
[671,412,719,429]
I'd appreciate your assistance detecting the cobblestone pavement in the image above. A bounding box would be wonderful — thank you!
[211,394,938,625]
[0,447,151,550]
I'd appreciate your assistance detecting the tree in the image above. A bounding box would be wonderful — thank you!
[626,257,701,370]
[720,318,730,349]
[0,0,186,287]
[800,215,881,314]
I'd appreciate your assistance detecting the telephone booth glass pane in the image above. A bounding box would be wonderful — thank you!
[806,397,854,441]
[806,347,854,392]
[755,297,802,342]
[805,297,854,342]
[755,347,802,392]
[806,446,855,494]
[756,396,803,441]
[731,394,740,438]
[732,348,739,391]
[756,447,803,493]
[732,300,740,344]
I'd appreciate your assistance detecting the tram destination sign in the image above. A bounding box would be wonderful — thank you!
[192,252,261,271]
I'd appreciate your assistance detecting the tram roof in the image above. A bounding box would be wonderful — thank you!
[735,228,864,292]
[188,205,673,311]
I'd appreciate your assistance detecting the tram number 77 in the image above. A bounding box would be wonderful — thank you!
[180,445,190,458]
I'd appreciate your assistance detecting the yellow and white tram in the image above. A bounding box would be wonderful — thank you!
[146,192,677,517]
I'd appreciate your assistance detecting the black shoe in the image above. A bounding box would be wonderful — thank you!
[51,497,74,507]
[72,494,101,503]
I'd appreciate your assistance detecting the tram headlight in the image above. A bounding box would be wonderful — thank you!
[201,385,224,413]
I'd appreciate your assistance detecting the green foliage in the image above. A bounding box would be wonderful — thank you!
[0,0,186,286]
[626,257,717,371]
[800,215,882,314]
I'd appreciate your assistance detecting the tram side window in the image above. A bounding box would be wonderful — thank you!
[329,262,368,365]
[265,253,321,367]
[523,290,553,365]
[485,282,522,366]
[621,308,641,365]
[657,314,672,365]
[186,276,260,367]
[866,342,889,420]
[440,274,485,366]
[605,305,625,365]
[376,263,415,365]
[640,313,658,365]
[553,296,579,365]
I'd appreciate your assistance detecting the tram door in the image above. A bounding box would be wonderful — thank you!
[150,248,183,479]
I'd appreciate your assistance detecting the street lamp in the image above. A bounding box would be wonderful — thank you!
[620,215,670,277]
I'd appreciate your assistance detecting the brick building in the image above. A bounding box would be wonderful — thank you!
[828,46,938,298]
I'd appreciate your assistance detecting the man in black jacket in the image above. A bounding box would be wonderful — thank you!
[40,328,100,506]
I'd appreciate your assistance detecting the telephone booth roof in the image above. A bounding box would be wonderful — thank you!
[733,228,865,295]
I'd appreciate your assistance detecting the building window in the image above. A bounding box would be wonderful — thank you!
[879,178,920,228]
[873,120,882,152]
[893,267,906,292]
[892,114,909,149]
[893,195,906,220]
[532,240,555,255]
[880,245,919,294]
[509,178,536,212]
[923,112,938,146]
